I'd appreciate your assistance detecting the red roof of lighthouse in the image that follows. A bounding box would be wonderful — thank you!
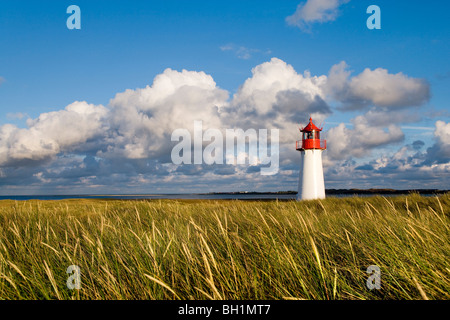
[301,117,322,132]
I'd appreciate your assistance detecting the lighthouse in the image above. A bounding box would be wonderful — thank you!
[296,117,327,200]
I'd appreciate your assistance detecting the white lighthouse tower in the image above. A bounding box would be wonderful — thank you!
[296,117,327,200]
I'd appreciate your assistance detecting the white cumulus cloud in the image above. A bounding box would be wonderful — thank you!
[425,120,450,161]
[222,57,330,143]
[326,115,405,160]
[0,101,108,166]
[326,61,430,109]
[105,68,229,160]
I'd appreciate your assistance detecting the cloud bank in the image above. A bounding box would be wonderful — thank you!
[0,58,445,193]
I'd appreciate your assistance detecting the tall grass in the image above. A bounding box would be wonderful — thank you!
[0,194,448,300]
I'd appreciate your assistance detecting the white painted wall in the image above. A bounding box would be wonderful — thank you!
[297,149,325,200]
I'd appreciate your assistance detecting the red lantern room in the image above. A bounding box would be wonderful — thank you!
[296,117,327,150]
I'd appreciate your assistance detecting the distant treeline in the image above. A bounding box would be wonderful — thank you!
[325,189,449,195]
[209,189,449,195]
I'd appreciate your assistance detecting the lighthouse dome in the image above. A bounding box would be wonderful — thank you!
[301,117,322,132]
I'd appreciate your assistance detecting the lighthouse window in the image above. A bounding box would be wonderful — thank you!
[303,131,321,139]
[303,131,320,139]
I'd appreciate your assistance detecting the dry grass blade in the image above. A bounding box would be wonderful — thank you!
[412,277,429,300]
[43,260,61,300]
[144,274,180,299]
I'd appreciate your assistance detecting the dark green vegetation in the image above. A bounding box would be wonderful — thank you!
[0,194,448,300]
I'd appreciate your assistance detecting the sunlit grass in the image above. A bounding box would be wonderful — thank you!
[0,194,448,300]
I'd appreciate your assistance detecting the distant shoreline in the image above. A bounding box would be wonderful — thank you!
[0,189,448,199]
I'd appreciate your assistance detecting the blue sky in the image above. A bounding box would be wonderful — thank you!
[0,0,449,194]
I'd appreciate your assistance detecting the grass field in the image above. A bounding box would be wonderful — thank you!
[0,194,448,300]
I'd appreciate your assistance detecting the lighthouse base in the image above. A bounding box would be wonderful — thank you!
[297,149,325,201]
